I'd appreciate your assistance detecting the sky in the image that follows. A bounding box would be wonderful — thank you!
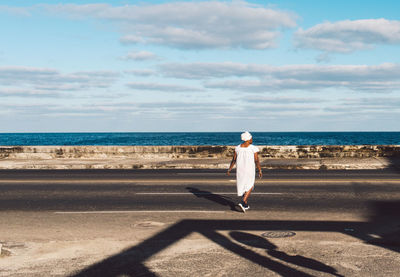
[1,0,400,132]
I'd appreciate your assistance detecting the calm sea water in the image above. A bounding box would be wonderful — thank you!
[0,132,399,146]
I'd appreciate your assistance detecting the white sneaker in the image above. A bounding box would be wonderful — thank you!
[238,202,249,213]
[238,203,246,213]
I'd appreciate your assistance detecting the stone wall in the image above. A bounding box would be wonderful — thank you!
[1,145,400,169]
[2,145,400,159]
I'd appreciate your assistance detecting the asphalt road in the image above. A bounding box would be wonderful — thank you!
[1,169,400,214]
[2,169,400,277]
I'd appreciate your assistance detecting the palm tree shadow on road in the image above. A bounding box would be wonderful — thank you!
[71,200,400,277]
[229,231,344,277]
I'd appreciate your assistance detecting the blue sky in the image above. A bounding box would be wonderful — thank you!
[1,0,400,132]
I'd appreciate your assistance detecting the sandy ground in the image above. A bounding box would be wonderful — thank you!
[0,157,393,170]
[1,211,399,276]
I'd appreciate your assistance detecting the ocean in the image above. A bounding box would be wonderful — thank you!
[0,132,399,146]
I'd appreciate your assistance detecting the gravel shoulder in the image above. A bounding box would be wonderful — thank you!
[1,211,399,277]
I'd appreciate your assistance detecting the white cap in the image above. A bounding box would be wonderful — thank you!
[241,131,252,141]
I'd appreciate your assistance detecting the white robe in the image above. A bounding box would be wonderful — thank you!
[235,144,259,196]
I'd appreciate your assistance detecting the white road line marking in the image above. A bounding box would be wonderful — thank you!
[177,173,223,175]
[2,179,400,183]
[135,192,283,195]
[54,210,227,214]
[0,179,236,183]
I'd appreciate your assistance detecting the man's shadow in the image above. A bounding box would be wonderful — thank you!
[229,231,344,277]
[186,187,239,212]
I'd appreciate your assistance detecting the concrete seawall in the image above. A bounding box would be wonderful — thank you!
[1,145,400,170]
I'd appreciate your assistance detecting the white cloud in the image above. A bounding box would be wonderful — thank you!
[159,62,400,92]
[295,18,400,53]
[243,96,325,104]
[41,1,297,49]
[244,105,319,112]
[340,97,400,110]
[0,87,55,97]
[121,51,158,61]
[124,69,156,76]
[205,78,317,92]
[0,5,30,16]
[159,62,253,79]
[0,66,119,92]
[0,66,56,81]
[126,82,204,92]
[137,101,229,114]
[0,101,234,120]
[120,35,143,44]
